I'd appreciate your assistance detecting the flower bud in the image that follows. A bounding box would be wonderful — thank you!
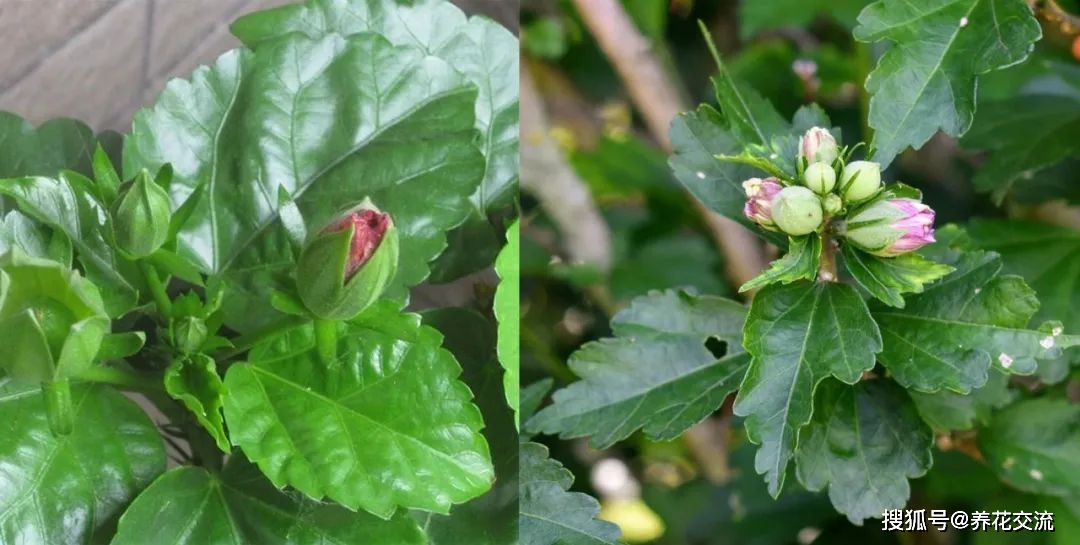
[843,198,936,257]
[798,127,839,165]
[771,186,823,236]
[802,162,836,194]
[822,193,843,215]
[839,161,882,204]
[112,170,171,258]
[296,198,399,320]
[172,316,208,355]
[742,177,783,231]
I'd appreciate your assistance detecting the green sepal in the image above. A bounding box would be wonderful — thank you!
[42,378,74,436]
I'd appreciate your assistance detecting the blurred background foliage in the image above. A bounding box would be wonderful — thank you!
[519,0,1080,543]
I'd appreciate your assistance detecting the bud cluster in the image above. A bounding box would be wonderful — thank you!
[740,127,936,257]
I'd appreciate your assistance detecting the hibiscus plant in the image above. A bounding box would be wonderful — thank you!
[0,0,518,543]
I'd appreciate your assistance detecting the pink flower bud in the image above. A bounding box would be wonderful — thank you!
[844,198,936,257]
[798,127,838,165]
[742,177,783,230]
[325,208,392,279]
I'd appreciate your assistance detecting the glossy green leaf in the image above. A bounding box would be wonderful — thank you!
[222,301,493,518]
[124,33,484,331]
[112,457,425,545]
[0,173,140,316]
[0,209,71,265]
[231,0,519,214]
[740,0,869,37]
[794,379,933,524]
[853,0,1042,166]
[0,113,96,180]
[529,289,749,447]
[735,281,882,497]
[962,95,1080,199]
[841,244,954,307]
[164,354,229,453]
[0,381,165,544]
[494,219,520,427]
[419,307,517,545]
[979,398,1080,497]
[872,246,1080,394]
[739,235,821,293]
[519,442,621,545]
[909,367,1012,431]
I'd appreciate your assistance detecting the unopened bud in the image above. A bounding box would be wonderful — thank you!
[803,162,836,194]
[844,198,936,256]
[111,170,171,258]
[772,186,823,236]
[742,177,783,231]
[839,161,882,204]
[798,127,838,165]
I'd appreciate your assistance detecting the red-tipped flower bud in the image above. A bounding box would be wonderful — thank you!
[843,198,936,257]
[798,127,839,165]
[742,177,783,231]
[296,198,399,320]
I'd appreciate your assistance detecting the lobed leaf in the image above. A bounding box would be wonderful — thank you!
[494,220,520,427]
[740,234,822,293]
[854,0,1042,166]
[111,457,425,544]
[735,281,882,497]
[528,289,749,448]
[164,354,229,453]
[841,244,954,307]
[794,379,933,524]
[222,301,493,518]
[519,442,621,545]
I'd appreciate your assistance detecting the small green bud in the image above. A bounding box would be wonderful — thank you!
[839,161,882,203]
[172,316,208,355]
[822,193,843,215]
[771,186,823,236]
[296,198,399,320]
[112,170,171,258]
[802,162,836,194]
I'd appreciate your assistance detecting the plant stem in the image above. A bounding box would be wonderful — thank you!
[314,319,339,367]
[79,364,163,392]
[139,260,172,317]
[223,314,308,358]
[855,40,874,144]
[819,233,838,281]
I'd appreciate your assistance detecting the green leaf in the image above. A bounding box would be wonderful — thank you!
[164,354,229,452]
[111,456,425,545]
[794,379,933,524]
[0,381,165,544]
[909,367,1012,431]
[872,247,1080,393]
[962,95,1080,199]
[735,281,882,497]
[419,307,517,545]
[0,173,140,317]
[528,289,750,447]
[703,32,790,148]
[222,301,493,518]
[0,209,71,265]
[0,113,96,180]
[739,0,869,38]
[853,0,1042,166]
[520,379,553,427]
[841,244,954,307]
[739,235,822,293]
[967,219,1080,330]
[979,397,1080,497]
[519,442,621,545]
[124,33,484,331]
[231,0,519,214]
[495,219,520,427]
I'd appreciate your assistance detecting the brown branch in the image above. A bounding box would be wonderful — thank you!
[570,0,767,289]
[521,66,614,273]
